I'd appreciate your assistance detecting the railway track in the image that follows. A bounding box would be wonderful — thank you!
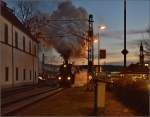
[1,85,35,98]
[1,87,64,116]
[2,86,58,106]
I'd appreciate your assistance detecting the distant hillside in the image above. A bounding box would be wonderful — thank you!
[102,65,123,72]
[78,65,123,72]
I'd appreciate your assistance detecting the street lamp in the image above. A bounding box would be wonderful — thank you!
[99,24,106,31]
[93,24,106,116]
[98,24,106,73]
[93,35,98,43]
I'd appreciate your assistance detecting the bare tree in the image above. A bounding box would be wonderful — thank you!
[13,0,52,36]
[14,0,41,29]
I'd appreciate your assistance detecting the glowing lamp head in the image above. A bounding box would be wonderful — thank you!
[58,77,61,80]
[89,75,92,80]
[64,64,66,68]
[94,39,98,43]
[99,24,106,31]
[38,76,43,80]
[93,35,98,43]
[67,76,71,80]
[145,63,149,67]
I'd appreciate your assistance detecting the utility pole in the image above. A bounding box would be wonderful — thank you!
[88,14,94,67]
[87,14,94,87]
[42,53,45,76]
[121,0,128,68]
[87,14,97,116]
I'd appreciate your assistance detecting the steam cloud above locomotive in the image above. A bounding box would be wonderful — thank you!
[43,1,89,60]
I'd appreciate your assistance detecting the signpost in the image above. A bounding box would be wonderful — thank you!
[94,49,106,115]
[100,49,106,59]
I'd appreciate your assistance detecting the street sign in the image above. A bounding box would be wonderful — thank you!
[100,49,106,59]
[121,49,128,55]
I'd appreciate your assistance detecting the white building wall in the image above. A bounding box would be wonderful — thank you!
[0,16,3,86]
[0,13,38,88]
[0,42,2,86]
[0,44,13,88]
[0,16,13,88]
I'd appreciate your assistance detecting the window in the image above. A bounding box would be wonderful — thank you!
[35,72,36,79]
[23,69,26,80]
[16,67,18,81]
[4,24,8,43]
[15,31,18,48]
[5,67,9,81]
[23,36,25,51]
[34,45,36,56]
[30,70,32,80]
[29,41,31,53]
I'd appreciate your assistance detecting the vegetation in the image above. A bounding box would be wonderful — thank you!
[111,78,149,115]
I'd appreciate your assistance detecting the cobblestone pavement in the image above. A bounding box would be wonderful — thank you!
[11,87,136,116]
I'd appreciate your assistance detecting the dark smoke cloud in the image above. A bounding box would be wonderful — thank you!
[44,0,89,60]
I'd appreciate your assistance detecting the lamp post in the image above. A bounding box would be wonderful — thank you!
[121,0,128,68]
[93,24,106,116]
[98,24,106,73]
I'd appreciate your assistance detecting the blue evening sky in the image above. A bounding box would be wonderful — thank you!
[4,0,150,65]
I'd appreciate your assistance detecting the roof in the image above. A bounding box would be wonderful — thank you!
[0,1,38,43]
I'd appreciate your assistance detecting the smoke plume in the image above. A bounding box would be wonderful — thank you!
[43,1,89,60]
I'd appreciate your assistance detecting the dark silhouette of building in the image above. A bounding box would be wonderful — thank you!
[139,42,144,66]
[121,41,149,79]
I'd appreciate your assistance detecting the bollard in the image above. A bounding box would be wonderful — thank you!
[93,80,98,115]
[97,82,106,108]
[93,78,106,116]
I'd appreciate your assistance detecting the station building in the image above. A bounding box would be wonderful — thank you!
[0,1,39,88]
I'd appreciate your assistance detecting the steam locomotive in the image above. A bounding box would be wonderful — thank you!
[58,61,75,87]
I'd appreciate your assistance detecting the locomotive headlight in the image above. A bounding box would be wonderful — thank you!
[38,76,43,80]
[58,77,61,80]
[89,75,92,80]
[67,76,71,80]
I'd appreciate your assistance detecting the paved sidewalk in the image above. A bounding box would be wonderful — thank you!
[102,92,136,116]
[11,87,137,116]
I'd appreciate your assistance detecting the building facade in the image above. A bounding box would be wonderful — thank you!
[0,1,38,88]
